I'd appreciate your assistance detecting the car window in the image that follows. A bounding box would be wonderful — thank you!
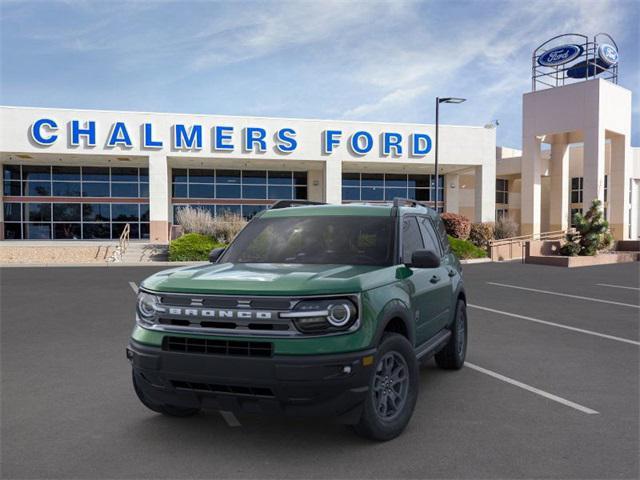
[402,216,424,263]
[418,217,442,256]
[433,216,451,254]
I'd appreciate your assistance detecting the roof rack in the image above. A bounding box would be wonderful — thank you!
[392,198,432,209]
[269,200,326,210]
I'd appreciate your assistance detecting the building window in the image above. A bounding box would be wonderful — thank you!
[171,168,307,221]
[571,177,583,203]
[496,178,508,204]
[341,173,444,205]
[2,164,149,240]
[570,208,583,228]
[496,208,509,220]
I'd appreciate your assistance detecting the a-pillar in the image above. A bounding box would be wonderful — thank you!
[445,173,459,214]
[324,159,342,204]
[549,134,570,232]
[148,153,170,244]
[474,164,495,222]
[582,126,606,212]
[609,133,631,240]
[521,135,543,236]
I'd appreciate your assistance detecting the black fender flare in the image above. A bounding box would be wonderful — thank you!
[372,299,415,347]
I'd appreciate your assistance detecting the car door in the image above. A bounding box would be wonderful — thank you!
[400,216,445,345]
[417,216,453,337]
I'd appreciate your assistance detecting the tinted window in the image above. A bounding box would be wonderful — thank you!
[52,182,81,197]
[53,203,81,221]
[23,165,50,181]
[418,217,442,256]
[223,216,395,266]
[52,166,80,181]
[82,167,109,182]
[433,216,451,254]
[402,216,424,263]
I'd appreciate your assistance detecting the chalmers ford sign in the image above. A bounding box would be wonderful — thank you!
[28,118,434,157]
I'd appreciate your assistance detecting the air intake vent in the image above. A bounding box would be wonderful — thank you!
[162,336,273,357]
[171,380,274,398]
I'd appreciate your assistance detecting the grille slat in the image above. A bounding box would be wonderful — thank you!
[171,380,275,398]
[163,336,273,357]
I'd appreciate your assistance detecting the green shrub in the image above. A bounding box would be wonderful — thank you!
[469,222,495,249]
[560,199,613,256]
[169,233,225,261]
[448,235,487,260]
[440,213,471,240]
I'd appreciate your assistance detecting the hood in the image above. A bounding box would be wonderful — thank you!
[141,262,399,296]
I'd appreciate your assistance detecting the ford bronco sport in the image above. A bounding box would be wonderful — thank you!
[128,199,467,440]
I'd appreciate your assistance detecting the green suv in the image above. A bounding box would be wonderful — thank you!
[128,200,467,440]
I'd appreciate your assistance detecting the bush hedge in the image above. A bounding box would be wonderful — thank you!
[169,233,225,262]
[440,213,471,240]
[469,222,495,249]
[448,235,487,260]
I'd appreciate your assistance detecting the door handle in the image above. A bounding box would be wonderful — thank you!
[430,275,440,284]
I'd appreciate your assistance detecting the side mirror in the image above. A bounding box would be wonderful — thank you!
[408,249,440,269]
[209,247,226,263]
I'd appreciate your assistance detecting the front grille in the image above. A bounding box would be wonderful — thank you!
[158,294,292,310]
[162,336,273,357]
[171,380,274,398]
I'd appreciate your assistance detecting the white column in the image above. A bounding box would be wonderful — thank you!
[474,163,495,223]
[148,153,170,244]
[582,126,606,212]
[324,159,342,204]
[549,134,570,232]
[521,135,542,236]
[609,134,631,240]
[445,173,459,214]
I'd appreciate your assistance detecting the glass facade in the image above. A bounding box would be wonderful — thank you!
[3,164,149,239]
[342,173,444,203]
[171,168,308,220]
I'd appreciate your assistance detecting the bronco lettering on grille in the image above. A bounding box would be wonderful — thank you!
[161,307,273,320]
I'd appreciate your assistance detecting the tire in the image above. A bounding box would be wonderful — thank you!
[132,371,200,417]
[352,333,419,441]
[435,299,467,370]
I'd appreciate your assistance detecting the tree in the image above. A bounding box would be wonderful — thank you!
[560,199,613,256]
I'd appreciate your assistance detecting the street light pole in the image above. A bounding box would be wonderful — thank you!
[435,97,440,212]
[434,97,466,213]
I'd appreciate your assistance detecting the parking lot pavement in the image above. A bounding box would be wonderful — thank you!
[1,262,638,479]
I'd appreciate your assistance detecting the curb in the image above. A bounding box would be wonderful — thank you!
[459,258,492,264]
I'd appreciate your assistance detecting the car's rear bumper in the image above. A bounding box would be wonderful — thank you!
[127,339,376,423]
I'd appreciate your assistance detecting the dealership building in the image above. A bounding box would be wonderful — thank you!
[0,34,638,245]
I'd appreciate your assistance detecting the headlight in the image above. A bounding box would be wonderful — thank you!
[281,298,358,334]
[136,291,160,324]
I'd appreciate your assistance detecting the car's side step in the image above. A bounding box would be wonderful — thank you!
[415,329,451,360]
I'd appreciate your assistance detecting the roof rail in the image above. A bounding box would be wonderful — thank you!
[269,200,326,210]
[392,198,432,209]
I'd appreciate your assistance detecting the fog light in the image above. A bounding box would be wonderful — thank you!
[126,348,134,361]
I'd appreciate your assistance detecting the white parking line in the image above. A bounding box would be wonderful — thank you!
[487,282,640,309]
[129,282,138,294]
[469,304,640,346]
[220,410,242,427]
[596,283,640,291]
[465,362,599,415]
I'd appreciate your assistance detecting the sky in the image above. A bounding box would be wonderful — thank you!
[1,0,638,148]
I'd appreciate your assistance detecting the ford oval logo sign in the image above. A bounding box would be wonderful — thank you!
[538,44,583,67]
[598,44,618,66]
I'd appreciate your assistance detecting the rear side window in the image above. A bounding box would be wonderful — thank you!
[418,217,442,256]
[402,216,424,263]
[433,216,451,254]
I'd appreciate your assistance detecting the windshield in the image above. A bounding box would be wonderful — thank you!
[222,215,395,266]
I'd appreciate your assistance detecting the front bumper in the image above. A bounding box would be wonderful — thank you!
[128,339,376,423]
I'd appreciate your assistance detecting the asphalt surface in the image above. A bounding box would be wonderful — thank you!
[1,261,638,479]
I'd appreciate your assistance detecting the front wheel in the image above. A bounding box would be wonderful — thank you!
[435,299,467,370]
[352,333,419,441]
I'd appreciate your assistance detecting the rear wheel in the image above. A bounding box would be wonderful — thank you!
[132,371,200,417]
[435,299,467,370]
[352,333,419,441]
